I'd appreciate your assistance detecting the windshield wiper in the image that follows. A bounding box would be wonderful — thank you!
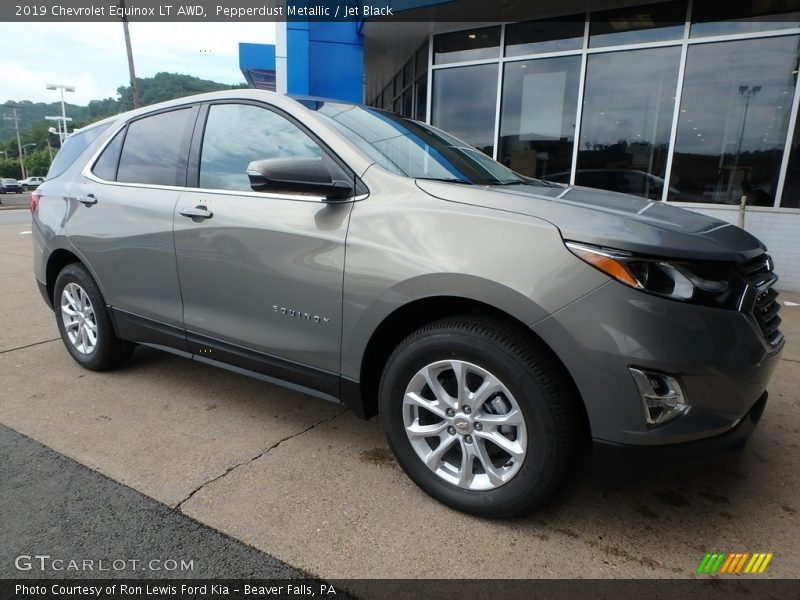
[416,177,473,185]
[489,180,527,186]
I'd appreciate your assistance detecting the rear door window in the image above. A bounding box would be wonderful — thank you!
[117,108,194,186]
[91,128,126,181]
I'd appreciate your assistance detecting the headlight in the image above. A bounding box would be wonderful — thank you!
[566,242,736,307]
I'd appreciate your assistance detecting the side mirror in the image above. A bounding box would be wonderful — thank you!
[246,157,354,201]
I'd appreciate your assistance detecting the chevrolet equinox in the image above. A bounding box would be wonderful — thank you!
[32,91,784,517]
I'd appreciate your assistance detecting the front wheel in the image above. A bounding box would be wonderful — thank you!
[379,317,579,518]
[54,263,133,371]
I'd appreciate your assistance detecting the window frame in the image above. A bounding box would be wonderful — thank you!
[82,99,366,203]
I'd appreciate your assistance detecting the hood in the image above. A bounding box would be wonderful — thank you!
[416,180,766,263]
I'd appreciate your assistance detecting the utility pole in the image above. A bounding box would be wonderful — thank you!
[4,105,26,179]
[21,143,36,178]
[120,0,141,109]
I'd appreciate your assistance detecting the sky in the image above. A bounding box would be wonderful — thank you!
[0,22,276,105]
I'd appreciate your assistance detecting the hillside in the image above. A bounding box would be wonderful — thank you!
[0,72,246,142]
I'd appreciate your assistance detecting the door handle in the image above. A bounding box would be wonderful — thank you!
[179,205,214,220]
[77,194,97,206]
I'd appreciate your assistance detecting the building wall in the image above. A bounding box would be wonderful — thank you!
[364,3,800,290]
[285,22,364,102]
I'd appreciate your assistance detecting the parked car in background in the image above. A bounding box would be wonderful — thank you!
[31,90,783,517]
[0,178,21,194]
[20,176,45,191]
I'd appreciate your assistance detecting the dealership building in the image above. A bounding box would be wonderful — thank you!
[241,1,800,290]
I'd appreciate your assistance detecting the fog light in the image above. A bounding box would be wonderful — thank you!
[629,368,688,426]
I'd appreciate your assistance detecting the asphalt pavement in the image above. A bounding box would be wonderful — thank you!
[0,424,309,579]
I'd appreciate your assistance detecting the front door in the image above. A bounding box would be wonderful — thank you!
[173,102,353,396]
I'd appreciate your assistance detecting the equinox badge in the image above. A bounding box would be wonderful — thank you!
[273,305,331,325]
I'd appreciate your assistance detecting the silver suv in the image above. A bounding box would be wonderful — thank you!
[32,91,783,517]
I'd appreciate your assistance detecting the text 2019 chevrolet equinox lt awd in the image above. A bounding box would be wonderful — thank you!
[32,91,784,517]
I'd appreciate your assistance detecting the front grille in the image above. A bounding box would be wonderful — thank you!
[737,254,783,348]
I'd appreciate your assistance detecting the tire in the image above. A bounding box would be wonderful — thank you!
[53,263,134,371]
[379,317,579,518]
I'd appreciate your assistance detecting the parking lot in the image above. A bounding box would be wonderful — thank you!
[0,210,798,579]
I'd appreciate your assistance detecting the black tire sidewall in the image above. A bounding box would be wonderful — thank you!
[380,328,562,517]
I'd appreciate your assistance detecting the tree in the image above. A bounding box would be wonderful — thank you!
[2,72,248,151]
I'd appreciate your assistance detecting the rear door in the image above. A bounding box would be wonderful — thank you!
[69,105,198,348]
[173,101,354,396]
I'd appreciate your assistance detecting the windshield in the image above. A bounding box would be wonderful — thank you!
[303,100,525,186]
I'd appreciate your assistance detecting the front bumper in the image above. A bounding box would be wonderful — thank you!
[532,280,782,447]
[592,392,767,488]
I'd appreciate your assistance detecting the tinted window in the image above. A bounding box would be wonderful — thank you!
[199,103,323,192]
[47,122,112,179]
[434,26,501,64]
[691,0,800,37]
[117,108,193,186]
[577,47,680,199]
[590,1,686,47]
[668,36,798,206]
[432,63,499,156]
[499,55,581,179]
[91,128,125,181]
[505,15,585,56]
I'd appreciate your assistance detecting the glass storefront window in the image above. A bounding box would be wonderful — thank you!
[781,103,800,208]
[433,26,501,64]
[404,59,414,87]
[416,44,428,76]
[668,36,799,206]
[415,77,428,122]
[402,90,413,118]
[590,1,686,47]
[432,64,499,156]
[691,0,800,38]
[498,56,581,179]
[505,15,585,57]
[382,85,392,110]
[576,47,680,199]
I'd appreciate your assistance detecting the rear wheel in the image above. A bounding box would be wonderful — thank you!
[379,317,579,518]
[54,263,133,370]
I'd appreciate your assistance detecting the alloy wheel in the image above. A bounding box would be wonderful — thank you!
[60,282,98,354]
[402,359,527,491]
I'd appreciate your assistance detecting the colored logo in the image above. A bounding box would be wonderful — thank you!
[697,552,773,575]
